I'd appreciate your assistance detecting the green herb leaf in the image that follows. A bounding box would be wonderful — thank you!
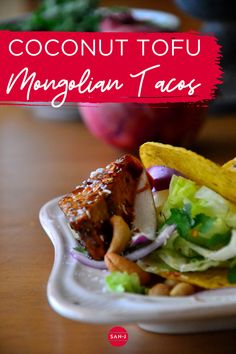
[194,213,214,228]
[165,208,192,237]
[190,214,231,249]
[0,0,101,31]
[73,245,88,255]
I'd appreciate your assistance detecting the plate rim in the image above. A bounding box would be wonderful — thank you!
[39,197,236,325]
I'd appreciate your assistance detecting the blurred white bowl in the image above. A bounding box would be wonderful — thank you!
[29,104,80,121]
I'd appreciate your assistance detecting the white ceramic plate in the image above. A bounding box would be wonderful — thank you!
[40,197,236,334]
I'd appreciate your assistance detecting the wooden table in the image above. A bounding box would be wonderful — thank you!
[1,106,236,354]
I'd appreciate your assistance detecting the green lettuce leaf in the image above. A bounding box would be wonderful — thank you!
[192,186,236,229]
[141,249,221,274]
[226,204,236,228]
[177,230,236,261]
[105,272,146,294]
[162,175,198,218]
[162,176,236,229]
[163,207,230,250]
[192,186,229,218]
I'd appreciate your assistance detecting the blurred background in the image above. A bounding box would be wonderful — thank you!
[1,4,236,354]
[0,0,201,30]
[0,0,235,153]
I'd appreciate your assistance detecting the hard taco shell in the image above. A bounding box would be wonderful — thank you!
[139,142,236,289]
[140,142,236,203]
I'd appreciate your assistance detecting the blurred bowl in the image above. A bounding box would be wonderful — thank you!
[29,104,80,121]
[79,103,206,151]
[79,8,205,151]
[99,7,180,32]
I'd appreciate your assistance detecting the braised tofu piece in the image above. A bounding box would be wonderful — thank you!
[59,155,143,260]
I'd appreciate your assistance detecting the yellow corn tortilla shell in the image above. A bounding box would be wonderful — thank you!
[139,142,236,289]
[222,158,236,172]
[159,269,236,289]
[140,142,236,203]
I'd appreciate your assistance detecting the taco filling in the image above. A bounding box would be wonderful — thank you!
[137,142,236,290]
[59,142,236,294]
[138,173,236,288]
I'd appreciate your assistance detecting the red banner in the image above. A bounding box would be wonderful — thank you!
[0,31,221,107]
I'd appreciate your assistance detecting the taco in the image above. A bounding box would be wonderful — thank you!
[59,143,236,294]
[138,142,236,289]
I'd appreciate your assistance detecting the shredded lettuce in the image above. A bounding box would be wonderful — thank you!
[148,175,236,274]
[177,230,236,261]
[163,207,230,250]
[226,204,236,228]
[162,175,198,218]
[145,223,236,274]
[192,186,229,218]
[192,186,236,229]
[105,272,146,294]
[163,175,236,230]
[154,249,220,272]
[139,248,219,273]
[138,254,173,274]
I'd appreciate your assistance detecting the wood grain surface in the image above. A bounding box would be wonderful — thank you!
[1,1,236,353]
[1,105,236,354]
